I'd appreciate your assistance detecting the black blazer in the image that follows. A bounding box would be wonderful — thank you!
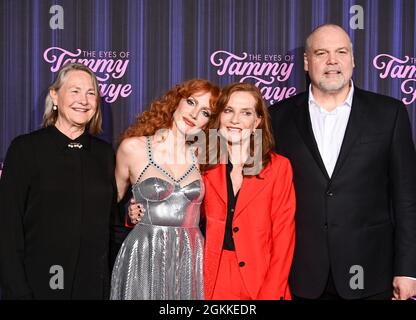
[0,126,117,299]
[269,87,416,299]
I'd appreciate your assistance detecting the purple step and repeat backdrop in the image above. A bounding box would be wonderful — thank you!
[1,0,415,170]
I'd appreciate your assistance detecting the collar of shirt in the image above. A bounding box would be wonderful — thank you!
[226,160,233,172]
[308,81,355,114]
[225,160,240,198]
[307,82,354,178]
[48,125,91,151]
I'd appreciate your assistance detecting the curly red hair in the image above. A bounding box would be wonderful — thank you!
[121,79,220,141]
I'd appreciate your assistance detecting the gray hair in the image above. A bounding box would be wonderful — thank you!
[42,63,102,135]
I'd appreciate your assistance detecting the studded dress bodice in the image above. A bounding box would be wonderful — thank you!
[110,136,205,300]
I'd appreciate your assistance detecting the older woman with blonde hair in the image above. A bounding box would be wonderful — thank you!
[0,63,116,299]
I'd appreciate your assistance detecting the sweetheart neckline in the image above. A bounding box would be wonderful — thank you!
[132,176,201,189]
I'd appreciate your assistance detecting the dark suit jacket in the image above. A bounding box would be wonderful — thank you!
[269,87,416,299]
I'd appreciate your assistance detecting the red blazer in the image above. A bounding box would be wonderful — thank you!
[202,152,296,300]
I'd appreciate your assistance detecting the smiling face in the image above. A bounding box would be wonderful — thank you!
[172,91,213,136]
[219,91,261,144]
[50,70,98,132]
[304,25,355,95]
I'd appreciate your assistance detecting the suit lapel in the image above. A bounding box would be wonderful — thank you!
[294,94,330,180]
[205,163,273,220]
[331,89,368,180]
[203,164,227,205]
[233,165,272,220]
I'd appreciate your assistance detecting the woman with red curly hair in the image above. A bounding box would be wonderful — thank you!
[110,79,219,300]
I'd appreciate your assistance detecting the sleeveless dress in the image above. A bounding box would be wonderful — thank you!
[110,137,204,300]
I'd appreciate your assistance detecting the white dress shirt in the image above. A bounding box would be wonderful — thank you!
[308,84,354,178]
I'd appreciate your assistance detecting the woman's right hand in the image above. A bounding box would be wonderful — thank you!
[128,198,145,224]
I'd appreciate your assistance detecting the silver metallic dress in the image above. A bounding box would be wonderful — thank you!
[110,137,204,300]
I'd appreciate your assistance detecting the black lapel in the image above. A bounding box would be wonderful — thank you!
[331,88,368,180]
[294,93,330,180]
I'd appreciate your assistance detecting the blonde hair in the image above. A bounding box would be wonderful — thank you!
[42,63,102,135]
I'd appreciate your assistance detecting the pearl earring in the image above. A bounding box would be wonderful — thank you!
[52,105,58,111]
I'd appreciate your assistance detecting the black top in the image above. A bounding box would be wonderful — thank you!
[0,126,117,299]
[222,161,240,251]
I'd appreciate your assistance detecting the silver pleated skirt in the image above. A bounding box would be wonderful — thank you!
[110,223,204,300]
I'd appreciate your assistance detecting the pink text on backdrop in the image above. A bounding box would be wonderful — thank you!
[210,50,298,105]
[373,54,416,105]
[43,47,132,103]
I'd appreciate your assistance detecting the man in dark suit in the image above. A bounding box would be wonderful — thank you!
[269,24,416,300]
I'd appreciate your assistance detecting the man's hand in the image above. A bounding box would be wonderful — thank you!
[392,276,416,300]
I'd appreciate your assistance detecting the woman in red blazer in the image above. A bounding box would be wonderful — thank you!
[200,82,296,300]
[128,83,295,300]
